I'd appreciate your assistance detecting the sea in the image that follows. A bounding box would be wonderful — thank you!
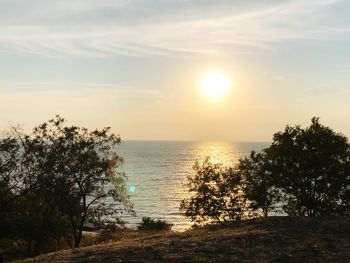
[116,141,268,231]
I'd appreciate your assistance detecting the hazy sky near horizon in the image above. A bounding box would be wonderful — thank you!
[1,0,350,141]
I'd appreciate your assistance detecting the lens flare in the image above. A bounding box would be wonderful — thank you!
[129,185,136,193]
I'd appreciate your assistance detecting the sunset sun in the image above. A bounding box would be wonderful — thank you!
[199,71,231,101]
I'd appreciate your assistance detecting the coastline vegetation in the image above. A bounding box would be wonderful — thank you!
[137,217,173,231]
[0,116,349,262]
[0,116,134,260]
[181,117,350,224]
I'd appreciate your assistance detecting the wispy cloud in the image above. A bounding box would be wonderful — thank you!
[0,0,349,57]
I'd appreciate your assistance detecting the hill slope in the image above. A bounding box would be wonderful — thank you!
[17,217,350,263]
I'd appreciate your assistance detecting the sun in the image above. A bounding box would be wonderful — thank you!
[199,71,231,101]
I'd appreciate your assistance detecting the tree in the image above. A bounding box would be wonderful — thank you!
[26,116,134,247]
[180,158,247,225]
[238,151,280,217]
[0,136,31,243]
[181,117,350,226]
[0,136,24,212]
[0,131,61,257]
[0,115,134,253]
[266,117,350,216]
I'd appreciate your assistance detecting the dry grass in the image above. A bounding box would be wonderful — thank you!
[13,217,350,263]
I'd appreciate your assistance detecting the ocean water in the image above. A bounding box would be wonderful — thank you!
[116,141,268,231]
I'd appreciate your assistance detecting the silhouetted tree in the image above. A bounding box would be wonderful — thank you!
[266,117,350,216]
[181,117,350,225]
[180,158,247,225]
[0,115,134,256]
[0,136,33,244]
[24,116,134,248]
[238,151,280,217]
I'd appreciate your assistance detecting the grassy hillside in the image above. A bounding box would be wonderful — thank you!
[15,217,350,263]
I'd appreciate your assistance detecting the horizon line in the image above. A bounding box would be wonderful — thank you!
[120,139,271,143]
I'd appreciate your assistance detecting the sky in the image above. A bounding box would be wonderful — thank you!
[0,0,350,141]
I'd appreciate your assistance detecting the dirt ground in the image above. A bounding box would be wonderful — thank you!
[14,217,350,263]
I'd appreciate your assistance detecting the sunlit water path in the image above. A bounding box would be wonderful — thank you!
[115,141,268,231]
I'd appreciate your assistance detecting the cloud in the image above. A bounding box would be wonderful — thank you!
[0,0,348,57]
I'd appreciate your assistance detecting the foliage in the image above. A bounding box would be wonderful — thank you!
[137,217,173,231]
[0,115,134,259]
[238,151,280,217]
[181,117,350,224]
[266,117,350,216]
[180,158,248,225]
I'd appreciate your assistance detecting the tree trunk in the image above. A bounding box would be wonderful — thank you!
[263,208,268,218]
[74,229,83,248]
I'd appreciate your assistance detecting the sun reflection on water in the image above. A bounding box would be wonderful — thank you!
[153,141,243,231]
[118,141,267,231]
[193,141,240,166]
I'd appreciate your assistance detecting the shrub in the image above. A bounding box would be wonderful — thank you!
[137,217,173,231]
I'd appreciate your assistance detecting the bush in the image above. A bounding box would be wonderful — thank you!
[137,217,173,231]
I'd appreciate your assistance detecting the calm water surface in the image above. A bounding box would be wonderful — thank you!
[116,141,268,231]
